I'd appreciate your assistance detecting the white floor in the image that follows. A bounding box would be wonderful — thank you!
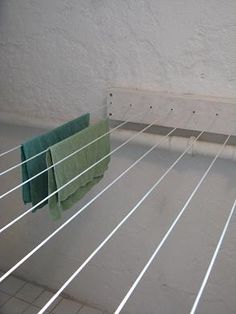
[0,272,106,314]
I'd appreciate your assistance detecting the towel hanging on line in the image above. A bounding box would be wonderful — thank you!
[21,113,90,210]
[46,119,110,220]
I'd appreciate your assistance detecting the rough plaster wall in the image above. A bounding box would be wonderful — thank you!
[0,0,236,125]
[1,123,236,313]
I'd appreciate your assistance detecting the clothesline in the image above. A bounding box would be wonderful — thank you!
[0,111,173,235]
[37,117,218,314]
[0,115,213,295]
[0,114,176,283]
[0,144,21,158]
[1,109,232,314]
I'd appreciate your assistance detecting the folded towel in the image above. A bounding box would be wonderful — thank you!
[21,114,90,210]
[46,119,110,220]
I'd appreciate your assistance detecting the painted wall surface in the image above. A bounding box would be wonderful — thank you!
[0,0,236,126]
[0,123,236,313]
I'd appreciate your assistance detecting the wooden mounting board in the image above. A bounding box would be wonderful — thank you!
[107,88,236,136]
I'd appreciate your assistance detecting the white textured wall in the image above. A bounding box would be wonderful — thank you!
[0,0,236,125]
[1,123,236,313]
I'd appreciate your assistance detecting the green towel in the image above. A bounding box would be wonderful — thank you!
[21,114,90,210]
[46,119,110,220]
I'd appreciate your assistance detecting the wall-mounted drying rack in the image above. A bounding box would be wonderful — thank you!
[107,87,236,161]
[0,87,236,314]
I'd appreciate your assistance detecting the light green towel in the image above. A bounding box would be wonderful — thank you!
[21,113,90,210]
[46,119,110,219]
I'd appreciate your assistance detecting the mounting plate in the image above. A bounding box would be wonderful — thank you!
[107,88,236,136]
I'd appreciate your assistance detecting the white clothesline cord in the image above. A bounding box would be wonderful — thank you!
[0,105,107,160]
[37,121,215,314]
[0,108,146,178]
[0,148,47,177]
[0,122,177,284]
[0,145,21,158]
[114,133,231,314]
[0,112,171,235]
[190,198,236,314]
